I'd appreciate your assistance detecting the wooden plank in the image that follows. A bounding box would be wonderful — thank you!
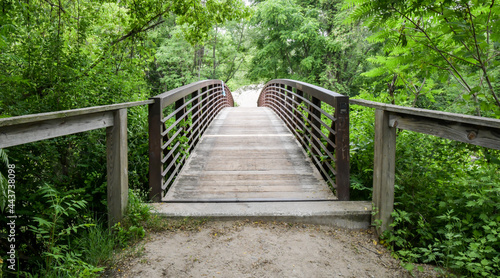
[0,100,152,127]
[389,113,500,150]
[372,109,396,236]
[350,98,500,129]
[107,109,128,227]
[0,111,114,148]
[168,192,336,200]
[163,107,336,202]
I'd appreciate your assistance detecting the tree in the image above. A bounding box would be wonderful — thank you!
[247,0,374,95]
[0,0,247,273]
[346,0,500,117]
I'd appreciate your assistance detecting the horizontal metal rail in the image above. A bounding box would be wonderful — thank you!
[258,79,350,201]
[149,80,234,202]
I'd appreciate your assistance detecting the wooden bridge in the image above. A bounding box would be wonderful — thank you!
[163,107,337,202]
[1,79,499,234]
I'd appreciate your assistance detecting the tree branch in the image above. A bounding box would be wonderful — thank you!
[79,10,168,79]
[391,4,472,93]
[43,0,66,14]
[486,0,495,46]
[466,2,500,108]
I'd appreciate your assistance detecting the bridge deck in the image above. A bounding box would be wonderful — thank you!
[163,107,336,202]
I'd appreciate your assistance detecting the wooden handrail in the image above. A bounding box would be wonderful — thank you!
[350,98,500,235]
[350,99,500,129]
[0,100,153,226]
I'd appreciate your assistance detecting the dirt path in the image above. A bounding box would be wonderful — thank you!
[231,84,264,107]
[107,220,440,278]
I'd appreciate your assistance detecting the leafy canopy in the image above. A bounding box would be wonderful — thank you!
[346,0,500,116]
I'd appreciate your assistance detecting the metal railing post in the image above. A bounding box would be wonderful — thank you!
[310,96,322,169]
[257,79,351,201]
[334,96,350,201]
[148,97,163,202]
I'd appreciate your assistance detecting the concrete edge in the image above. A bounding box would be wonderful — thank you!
[150,201,372,230]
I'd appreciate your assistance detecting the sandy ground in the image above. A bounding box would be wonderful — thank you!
[231,84,264,107]
[107,220,441,278]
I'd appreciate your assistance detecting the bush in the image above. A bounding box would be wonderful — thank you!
[381,131,500,277]
[112,189,151,247]
[348,95,500,277]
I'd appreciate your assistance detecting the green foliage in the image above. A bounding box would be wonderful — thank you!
[127,106,151,194]
[0,0,245,275]
[345,98,375,200]
[112,189,152,247]
[148,13,252,93]
[173,0,249,46]
[346,0,500,117]
[0,149,8,212]
[77,222,117,267]
[349,91,500,276]
[248,0,374,94]
[27,185,103,277]
[382,131,500,277]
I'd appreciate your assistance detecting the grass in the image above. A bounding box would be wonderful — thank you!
[78,222,117,267]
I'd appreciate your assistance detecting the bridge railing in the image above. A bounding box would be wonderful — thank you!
[0,101,153,226]
[257,79,350,200]
[149,80,234,202]
[350,99,500,235]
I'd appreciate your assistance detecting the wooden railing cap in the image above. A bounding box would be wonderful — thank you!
[0,100,153,127]
[350,98,500,129]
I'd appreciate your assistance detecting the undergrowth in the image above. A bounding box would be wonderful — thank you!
[348,100,500,277]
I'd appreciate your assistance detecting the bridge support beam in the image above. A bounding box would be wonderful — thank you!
[372,109,396,235]
[107,108,129,227]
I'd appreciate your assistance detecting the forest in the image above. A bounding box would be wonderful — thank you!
[0,0,499,276]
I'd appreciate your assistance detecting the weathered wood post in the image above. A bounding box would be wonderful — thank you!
[373,109,396,235]
[106,108,128,226]
[334,96,350,201]
[149,97,163,202]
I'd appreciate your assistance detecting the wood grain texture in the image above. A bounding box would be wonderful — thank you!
[163,107,336,202]
[107,109,128,227]
[350,98,500,129]
[0,100,152,127]
[389,113,500,150]
[0,111,114,148]
[373,109,396,236]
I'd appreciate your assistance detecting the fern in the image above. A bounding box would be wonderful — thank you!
[0,149,9,212]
